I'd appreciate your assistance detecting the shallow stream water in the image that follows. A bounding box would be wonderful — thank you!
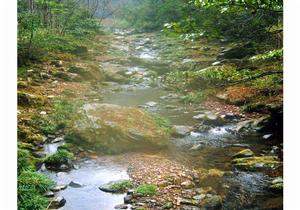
[41,29,282,210]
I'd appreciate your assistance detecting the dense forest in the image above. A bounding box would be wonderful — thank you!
[18,0,283,209]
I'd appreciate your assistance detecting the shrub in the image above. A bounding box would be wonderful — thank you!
[135,184,158,196]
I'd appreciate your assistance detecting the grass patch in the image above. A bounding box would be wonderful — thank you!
[135,184,158,196]
[180,90,212,104]
[18,171,54,210]
[33,99,82,134]
[111,180,133,192]
[44,149,74,166]
[147,112,172,133]
[18,149,34,175]
[250,48,283,61]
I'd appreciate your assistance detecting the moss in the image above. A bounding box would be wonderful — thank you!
[111,180,133,192]
[147,112,172,133]
[18,171,55,210]
[18,91,46,107]
[270,183,283,192]
[44,149,74,166]
[57,143,72,152]
[232,156,281,171]
[135,184,158,196]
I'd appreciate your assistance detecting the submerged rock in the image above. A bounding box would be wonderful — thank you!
[192,112,223,126]
[68,103,170,153]
[200,195,222,209]
[69,181,83,188]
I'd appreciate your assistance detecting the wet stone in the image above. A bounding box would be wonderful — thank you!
[49,196,66,209]
[114,204,128,209]
[172,125,193,137]
[69,181,83,188]
[51,185,68,192]
[232,149,255,159]
[181,180,195,189]
[124,194,133,204]
[44,191,55,197]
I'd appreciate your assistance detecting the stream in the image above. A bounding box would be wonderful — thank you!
[40,29,282,210]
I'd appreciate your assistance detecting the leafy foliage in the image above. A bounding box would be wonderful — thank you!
[18,0,100,65]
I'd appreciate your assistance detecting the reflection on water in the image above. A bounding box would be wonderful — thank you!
[43,159,129,210]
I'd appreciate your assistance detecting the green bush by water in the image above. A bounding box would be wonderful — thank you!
[18,171,54,210]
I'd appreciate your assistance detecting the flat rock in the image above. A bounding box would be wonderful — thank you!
[69,103,170,153]
[115,204,128,209]
[145,101,158,107]
[172,125,193,137]
[232,149,255,159]
[51,185,68,192]
[99,179,130,193]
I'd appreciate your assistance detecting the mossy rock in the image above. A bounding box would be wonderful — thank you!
[232,149,254,159]
[197,168,227,189]
[99,179,133,193]
[68,63,105,81]
[18,91,46,107]
[270,183,283,193]
[44,149,74,171]
[232,156,281,171]
[67,103,170,153]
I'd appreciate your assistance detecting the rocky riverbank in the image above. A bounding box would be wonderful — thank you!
[18,27,282,210]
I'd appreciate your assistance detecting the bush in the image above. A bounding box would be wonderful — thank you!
[135,184,158,196]
[18,171,55,210]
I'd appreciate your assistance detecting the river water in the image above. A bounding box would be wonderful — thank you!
[41,29,283,210]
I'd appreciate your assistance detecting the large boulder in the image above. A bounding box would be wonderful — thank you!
[67,103,170,153]
[217,42,256,59]
[68,63,105,81]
